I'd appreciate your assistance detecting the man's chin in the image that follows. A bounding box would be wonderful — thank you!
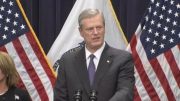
[92,42,103,48]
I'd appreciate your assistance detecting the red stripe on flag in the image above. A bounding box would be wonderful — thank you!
[149,58,176,101]
[12,37,49,101]
[16,74,28,91]
[130,35,160,100]
[26,32,55,85]
[178,44,180,51]
[133,87,141,101]
[164,49,180,87]
[0,46,7,52]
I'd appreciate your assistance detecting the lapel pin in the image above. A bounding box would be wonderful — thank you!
[107,60,110,63]
[15,94,20,100]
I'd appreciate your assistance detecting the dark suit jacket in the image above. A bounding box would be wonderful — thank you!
[0,86,31,101]
[54,43,135,101]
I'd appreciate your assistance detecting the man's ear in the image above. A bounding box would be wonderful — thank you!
[79,27,83,37]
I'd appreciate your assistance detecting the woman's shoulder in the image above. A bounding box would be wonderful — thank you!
[11,86,31,101]
[12,87,28,95]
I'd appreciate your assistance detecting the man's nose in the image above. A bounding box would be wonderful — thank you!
[92,28,98,34]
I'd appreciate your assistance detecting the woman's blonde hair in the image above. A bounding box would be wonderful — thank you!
[0,51,19,87]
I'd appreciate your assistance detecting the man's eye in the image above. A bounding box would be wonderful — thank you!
[96,26,102,30]
[86,28,94,32]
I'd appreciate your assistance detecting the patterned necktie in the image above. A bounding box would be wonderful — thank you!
[88,54,95,86]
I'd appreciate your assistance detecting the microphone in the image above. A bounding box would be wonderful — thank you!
[73,89,82,101]
[89,90,97,101]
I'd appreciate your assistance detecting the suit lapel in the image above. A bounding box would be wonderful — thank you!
[93,44,113,90]
[74,48,91,94]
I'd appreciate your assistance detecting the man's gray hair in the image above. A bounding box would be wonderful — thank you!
[78,9,105,28]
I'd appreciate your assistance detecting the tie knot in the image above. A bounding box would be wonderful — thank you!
[89,54,95,60]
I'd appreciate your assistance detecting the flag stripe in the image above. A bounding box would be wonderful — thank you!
[0,46,7,52]
[0,47,27,90]
[127,48,143,101]
[134,78,141,101]
[0,1,55,100]
[26,32,55,85]
[134,27,170,100]
[4,42,41,101]
[164,49,180,87]
[16,74,27,90]
[130,25,180,101]
[133,87,141,101]
[137,26,176,101]
[127,0,180,100]
[134,67,151,101]
[130,35,160,100]
[136,40,169,101]
[12,36,49,100]
[127,48,144,101]
[156,55,180,100]
[20,33,54,100]
[150,58,176,101]
[171,46,180,70]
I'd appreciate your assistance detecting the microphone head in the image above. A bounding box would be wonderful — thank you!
[74,89,82,101]
[89,90,97,101]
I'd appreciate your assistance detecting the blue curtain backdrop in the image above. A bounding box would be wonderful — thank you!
[20,0,149,53]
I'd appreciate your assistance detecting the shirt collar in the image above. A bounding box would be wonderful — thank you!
[85,42,105,60]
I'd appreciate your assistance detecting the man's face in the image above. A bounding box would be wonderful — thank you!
[79,14,105,52]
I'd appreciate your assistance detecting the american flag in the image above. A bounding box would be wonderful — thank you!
[0,0,56,101]
[126,0,180,100]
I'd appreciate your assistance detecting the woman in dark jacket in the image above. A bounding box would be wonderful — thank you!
[0,51,31,101]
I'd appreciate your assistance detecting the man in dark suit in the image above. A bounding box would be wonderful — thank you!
[54,8,135,101]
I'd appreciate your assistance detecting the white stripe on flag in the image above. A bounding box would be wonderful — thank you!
[129,24,180,100]
[171,46,180,70]
[157,54,180,99]
[5,42,41,101]
[127,48,152,101]
[19,34,54,101]
[135,36,168,101]
[134,68,151,101]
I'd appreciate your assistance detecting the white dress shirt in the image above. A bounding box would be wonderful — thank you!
[85,42,105,71]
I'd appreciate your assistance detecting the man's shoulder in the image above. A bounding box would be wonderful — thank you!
[63,45,84,57]
[66,46,82,54]
[53,42,85,71]
[108,46,131,56]
[63,41,85,57]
